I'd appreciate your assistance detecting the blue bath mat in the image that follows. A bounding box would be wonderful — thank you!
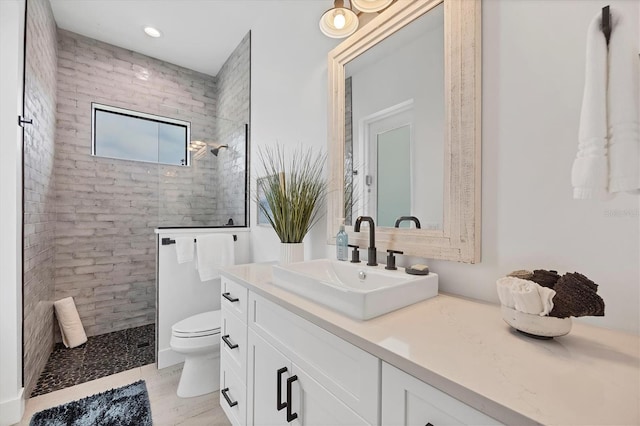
[29,380,152,426]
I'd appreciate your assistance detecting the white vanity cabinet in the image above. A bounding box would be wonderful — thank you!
[382,363,502,426]
[219,274,502,426]
[220,276,379,426]
[219,277,249,425]
[247,329,370,425]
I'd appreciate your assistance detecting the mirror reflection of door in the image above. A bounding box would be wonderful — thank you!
[359,103,414,227]
[376,125,411,227]
[343,3,444,230]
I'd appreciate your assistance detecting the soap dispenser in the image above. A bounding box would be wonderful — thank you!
[336,221,348,261]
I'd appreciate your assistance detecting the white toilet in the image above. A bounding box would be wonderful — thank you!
[170,310,221,398]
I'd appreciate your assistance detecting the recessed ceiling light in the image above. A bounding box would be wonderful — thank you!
[143,26,162,38]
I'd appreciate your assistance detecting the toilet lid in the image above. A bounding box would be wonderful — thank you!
[172,310,221,337]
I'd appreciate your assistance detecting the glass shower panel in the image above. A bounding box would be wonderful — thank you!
[157,116,248,227]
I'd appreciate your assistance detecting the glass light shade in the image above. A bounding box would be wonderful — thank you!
[320,4,358,38]
[350,0,393,13]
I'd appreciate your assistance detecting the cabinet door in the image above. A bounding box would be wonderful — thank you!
[382,363,502,426]
[248,329,369,426]
[290,362,370,426]
[248,329,290,426]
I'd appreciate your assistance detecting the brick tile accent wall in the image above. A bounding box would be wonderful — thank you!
[54,30,249,337]
[214,32,251,226]
[23,0,58,396]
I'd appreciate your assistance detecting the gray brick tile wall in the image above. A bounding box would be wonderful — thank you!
[54,29,249,338]
[23,16,250,392]
[23,0,58,397]
[213,32,251,226]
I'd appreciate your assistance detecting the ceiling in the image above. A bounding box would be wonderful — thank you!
[50,0,332,76]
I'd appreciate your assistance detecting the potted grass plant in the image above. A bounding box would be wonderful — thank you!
[256,145,327,263]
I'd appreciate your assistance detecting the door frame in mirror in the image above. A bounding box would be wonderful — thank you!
[327,0,481,263]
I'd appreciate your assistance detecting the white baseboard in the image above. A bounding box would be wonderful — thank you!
[0,387,24,426]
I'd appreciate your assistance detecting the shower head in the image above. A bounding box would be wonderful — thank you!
[210,144,229,157]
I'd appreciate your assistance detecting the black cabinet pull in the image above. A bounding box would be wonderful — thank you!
[425,423,434,426]
[221,335,238,349]
[276,367,288,411]
[286,375,298,422]
[221,387,238,407]
[222,292,239,303]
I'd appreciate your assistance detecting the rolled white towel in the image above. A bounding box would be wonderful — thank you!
[496,277,516,308]
[537,285,556,317]
[53,297,88,348]
[497,277,557,316]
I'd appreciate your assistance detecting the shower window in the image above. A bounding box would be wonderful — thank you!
[91,103,191,166]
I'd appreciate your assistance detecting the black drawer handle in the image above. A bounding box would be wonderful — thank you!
[221,387,238,407]
[286,375,298,422]
[426,423,434,426]
[222,292,239,303]
[221,335,238,349]
[277,367,288,411]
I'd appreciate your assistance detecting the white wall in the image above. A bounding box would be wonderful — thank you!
[249,2,339,263]
[0,0,25,424]
[250,0,639,335]
[406,0,640,335]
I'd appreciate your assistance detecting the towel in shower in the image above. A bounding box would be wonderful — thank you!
[53,297,88,348]
[175,237,194,264]
[196,234,235,281]
[572,8,639,198]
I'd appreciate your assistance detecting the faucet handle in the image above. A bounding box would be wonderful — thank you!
[385,249,404,270]
[348,244,361,263]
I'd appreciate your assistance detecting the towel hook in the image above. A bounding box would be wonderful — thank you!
[601,5,611,46]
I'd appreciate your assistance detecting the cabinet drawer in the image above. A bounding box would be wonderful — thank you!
[222,277,248,322]
[220,362,246,426]
[382,363,502,426]
[221,307,247,382]
[249,292,379,425]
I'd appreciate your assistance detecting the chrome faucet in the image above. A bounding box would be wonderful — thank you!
[354,216,377,266]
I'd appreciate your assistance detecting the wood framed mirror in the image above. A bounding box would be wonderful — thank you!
[327,0,481,263]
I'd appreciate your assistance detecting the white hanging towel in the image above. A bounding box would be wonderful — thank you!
[53,297,88,348]
[572,9,639,199]
[607,11,639,193]
[175,237,194,264]
[572,12,610,199]
[196,234,235,281]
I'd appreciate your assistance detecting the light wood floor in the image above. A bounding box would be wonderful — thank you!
[16,363,231,426]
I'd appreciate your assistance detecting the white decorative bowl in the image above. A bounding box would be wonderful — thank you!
[501,306,572,338]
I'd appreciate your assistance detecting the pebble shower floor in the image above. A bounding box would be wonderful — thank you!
[31,324,155,397]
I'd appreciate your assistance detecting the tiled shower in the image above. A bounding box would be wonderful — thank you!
[23,0,250,396]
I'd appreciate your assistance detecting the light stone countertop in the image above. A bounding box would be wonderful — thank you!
[220,262,640,426]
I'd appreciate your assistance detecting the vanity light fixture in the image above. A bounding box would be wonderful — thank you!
[143,26,162,38]
[319,0,359,39]
[350,0,393,14]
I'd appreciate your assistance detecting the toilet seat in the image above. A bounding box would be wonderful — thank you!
[172,310,221,338]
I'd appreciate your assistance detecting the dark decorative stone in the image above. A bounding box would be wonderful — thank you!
[31,324,155,397]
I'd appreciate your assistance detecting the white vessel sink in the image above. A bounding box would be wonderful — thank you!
[271,259,438,320]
